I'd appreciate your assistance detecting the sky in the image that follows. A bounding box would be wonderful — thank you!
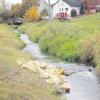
[6,0,57,4]
[45,0,57,4]
[6,0,22,4]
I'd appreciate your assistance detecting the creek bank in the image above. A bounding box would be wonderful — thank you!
[18,32,100,100]
[17,60,71,94]
[18,14,100,70]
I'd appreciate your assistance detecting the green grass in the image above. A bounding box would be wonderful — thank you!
[0,24,60,100]
[19,13,100,70]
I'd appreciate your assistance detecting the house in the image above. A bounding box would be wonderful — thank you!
[83,0,100,14]
[39,0,83,18]
[51,0,83,17]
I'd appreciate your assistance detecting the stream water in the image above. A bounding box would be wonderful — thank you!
[20,33,100,100]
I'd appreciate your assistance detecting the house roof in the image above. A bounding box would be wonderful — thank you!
[83,0,100,9]
[51,0,59,7]
[51,0,83,7]
[63,0,82,7]
[43,0,58,7]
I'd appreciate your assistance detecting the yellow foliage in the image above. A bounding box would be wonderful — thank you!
[25,6,39,21]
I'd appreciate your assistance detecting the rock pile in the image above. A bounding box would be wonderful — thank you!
[18,60,70,94]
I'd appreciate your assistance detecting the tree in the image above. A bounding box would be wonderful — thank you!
[0,0,39,23]
[0,0,7,13]
[0,10,11,23]
[25,6,39,21]
[0,0,11,23]
[20,0,38,17]
[11,3,21,18]
[40,9,49,17]
[80,3,85,14]
[0,0,6,10]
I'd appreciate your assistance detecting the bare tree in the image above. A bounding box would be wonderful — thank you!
[0,0,6,10]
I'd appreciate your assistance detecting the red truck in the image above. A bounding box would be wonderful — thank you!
[56,12,71,21]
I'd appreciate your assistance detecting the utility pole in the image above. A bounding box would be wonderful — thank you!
[48,0,51,20]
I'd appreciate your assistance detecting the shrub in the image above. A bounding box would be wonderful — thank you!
[25,6,39,22]
[79,37,96,66]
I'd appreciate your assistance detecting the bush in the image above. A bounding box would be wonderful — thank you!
[79,36,96,66]
[25,6,39,22]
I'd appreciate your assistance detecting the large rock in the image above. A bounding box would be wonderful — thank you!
[54,67,70,76]
[61,70,70,76]
[59,82,70,93]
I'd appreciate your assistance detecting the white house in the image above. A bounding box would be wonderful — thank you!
[39,0,83,18]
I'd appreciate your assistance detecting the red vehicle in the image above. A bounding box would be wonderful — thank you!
[56,12,71,21]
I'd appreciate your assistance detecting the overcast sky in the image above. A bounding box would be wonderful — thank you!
[45,0,58,4]
[6,0,57,4]
[6,0,22,4]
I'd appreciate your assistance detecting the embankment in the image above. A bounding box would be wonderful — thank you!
[0,24,60,100]
[19,13,100,70]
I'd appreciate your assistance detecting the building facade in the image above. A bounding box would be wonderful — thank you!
[51,0,82,17]
[39,0,82,18]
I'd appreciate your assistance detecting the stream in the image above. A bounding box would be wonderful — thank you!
[20,33,100,100]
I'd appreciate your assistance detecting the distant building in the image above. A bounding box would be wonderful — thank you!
[83,0,100,14]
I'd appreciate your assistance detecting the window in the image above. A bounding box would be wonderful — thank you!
[65,8,68,11]
[62,8,63,11]
[59,8,61,12]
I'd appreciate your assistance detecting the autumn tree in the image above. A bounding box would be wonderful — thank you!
[22,0,38,7]
[11,4,21,17]
[25,6,39,21]
[0,0,39,23]
[20,0,38,17]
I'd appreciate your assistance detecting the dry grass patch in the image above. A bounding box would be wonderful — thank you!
[0,24,60,100]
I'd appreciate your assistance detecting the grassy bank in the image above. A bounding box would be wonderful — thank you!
[19,13,100,70]
[0,24,60,100]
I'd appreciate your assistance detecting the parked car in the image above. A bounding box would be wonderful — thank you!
[56,13,71,21]
[14,17,23,25]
